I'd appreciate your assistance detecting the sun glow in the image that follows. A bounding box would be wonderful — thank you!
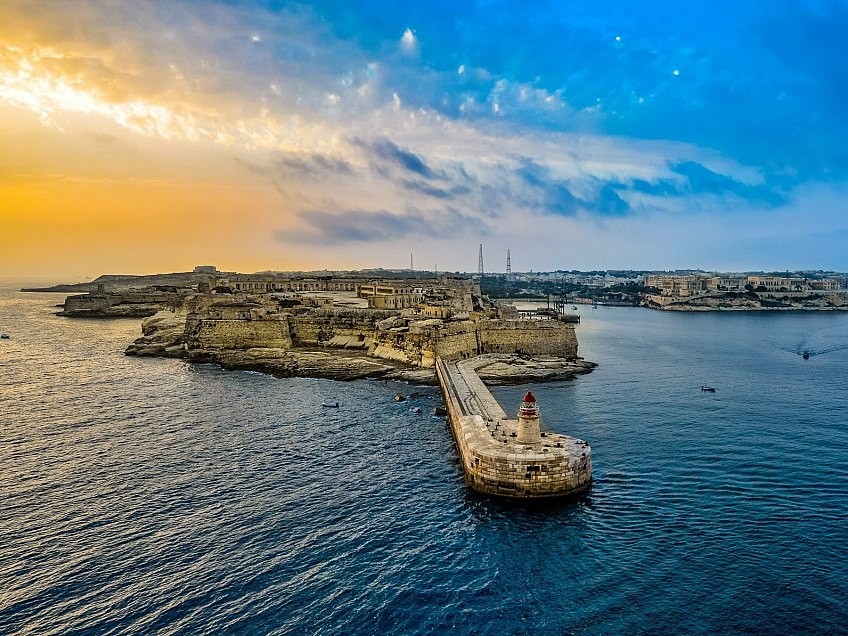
[0,45,338,154]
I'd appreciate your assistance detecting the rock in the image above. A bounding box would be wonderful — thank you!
[376,316,407,330]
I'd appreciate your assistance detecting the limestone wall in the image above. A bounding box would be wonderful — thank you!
[477,320,578,357]
[63,295,119,313]
[179,303,578,368]
[434,320,577,361]
[186,316,292,350]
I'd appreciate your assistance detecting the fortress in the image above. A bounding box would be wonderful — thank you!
[78,269,594,500]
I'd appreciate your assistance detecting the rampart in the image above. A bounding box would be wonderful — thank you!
[185,314,292,350]
[437,357,592,498]
[60,291,182,317]
[181,309,579,368]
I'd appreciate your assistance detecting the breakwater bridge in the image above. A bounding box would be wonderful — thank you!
[436,356,592,498]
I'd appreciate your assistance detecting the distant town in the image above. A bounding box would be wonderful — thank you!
[25,264,848,314]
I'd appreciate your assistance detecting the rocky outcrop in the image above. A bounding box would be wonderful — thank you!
[473,354,596,384]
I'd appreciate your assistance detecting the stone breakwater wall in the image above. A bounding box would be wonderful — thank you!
[436,358,592,499]
[183,313,578,368]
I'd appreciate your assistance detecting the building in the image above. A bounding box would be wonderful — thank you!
[659,275,707,297]
[221,275,359,293]
[809,278,841,291]
[746,276,808,292]
[705,276,748,291]
[357,283,426,309]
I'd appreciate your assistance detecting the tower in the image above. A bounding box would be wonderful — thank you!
[478,244,484,277]
[517,391,542,444]
[506,249,512,280]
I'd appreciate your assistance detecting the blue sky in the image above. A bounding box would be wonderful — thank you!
[1,0,847,275]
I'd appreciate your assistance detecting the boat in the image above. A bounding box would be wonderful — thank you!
[321,401,339,408]
[701,386,716,392]
[409,407,422,413]
[433,406,447,416]
[394,393,406,402]
[802,351,810,360]
[0,334,9,339]
[572,306,577,310]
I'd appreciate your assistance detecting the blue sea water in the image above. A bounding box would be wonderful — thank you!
[1,282,847,635]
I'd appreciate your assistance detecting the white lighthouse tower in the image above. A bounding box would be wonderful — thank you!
[517,391,542,444]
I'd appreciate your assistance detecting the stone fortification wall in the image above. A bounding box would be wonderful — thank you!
[434,320,577,361]
[63,295,119,313]
[437,359,592,498]
[180,302,578,368]
[477,320,577,357]
[186,316,292,350]
[61,291,181,317]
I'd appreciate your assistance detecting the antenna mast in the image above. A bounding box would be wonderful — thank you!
[478,244,484,277]
[506,249,512,280]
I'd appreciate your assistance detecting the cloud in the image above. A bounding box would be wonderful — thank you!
[514,158,631,216]
[400,28,418,53]
[629,162,785,206]
[358,137,444,179]
[276,154,356,180]
[3,0,848,275]
[277,207,488,244]
[399,179,470,200]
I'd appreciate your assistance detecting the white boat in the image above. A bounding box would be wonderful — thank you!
[321,401,339,408]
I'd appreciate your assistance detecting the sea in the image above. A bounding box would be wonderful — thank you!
[1,281,847,635]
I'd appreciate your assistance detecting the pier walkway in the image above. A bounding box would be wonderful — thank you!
[436,356,592,498]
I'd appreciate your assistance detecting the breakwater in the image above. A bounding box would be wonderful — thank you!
[436,356,592,498]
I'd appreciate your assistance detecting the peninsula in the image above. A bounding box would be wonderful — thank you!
[43,268,594,385]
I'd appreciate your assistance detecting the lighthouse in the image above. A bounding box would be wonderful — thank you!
[517,391,542,444]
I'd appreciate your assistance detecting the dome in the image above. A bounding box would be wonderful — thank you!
[522,391,536,403]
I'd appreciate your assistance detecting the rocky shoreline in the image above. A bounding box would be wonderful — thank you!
[642,291,848,311]
[126,341,595,386]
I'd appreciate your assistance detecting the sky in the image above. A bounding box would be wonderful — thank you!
[1,0,847,278]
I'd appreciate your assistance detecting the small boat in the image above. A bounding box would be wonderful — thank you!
[321,401,339,408]
[802,351,810,360]
[409,407,422,413]
[701,386,716,392]
[572,306,577,310]
[433,407,447,416]
[0,334,9,339]
[394,393,406,402]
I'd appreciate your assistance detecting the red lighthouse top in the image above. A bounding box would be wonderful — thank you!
[519,391,539,418]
